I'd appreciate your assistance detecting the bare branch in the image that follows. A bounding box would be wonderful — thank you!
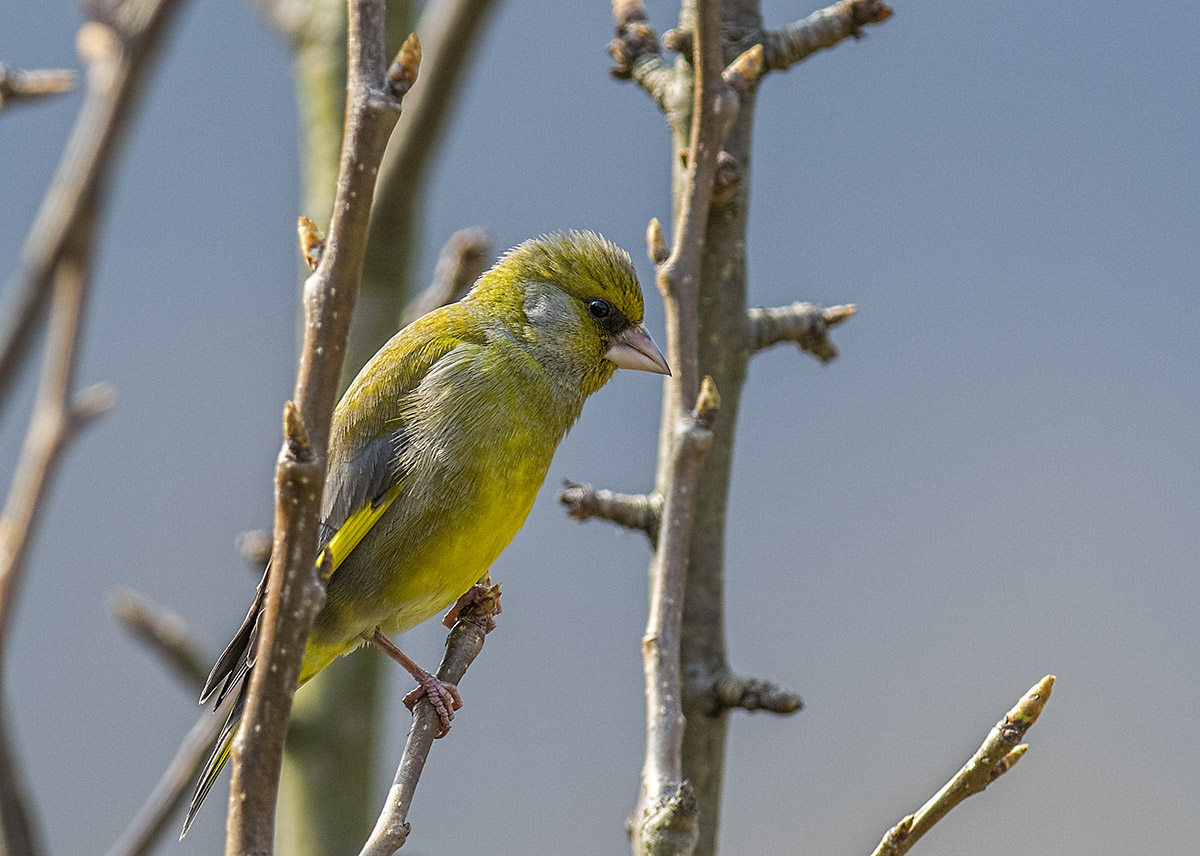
[0,0,185,409]
[104,699,231,856]
[869,675,1055,856]
[558,480,662,543]
[0,64,77,112]
[710,673,802,715]
[359,586,499,856]
[224,10,421,853]
[400,227,491,326]
[764,0,892,74]
[748,301,856,363]
[110,588,210,690]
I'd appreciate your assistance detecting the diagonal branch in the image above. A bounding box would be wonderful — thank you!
[608,0,673,111]
[763,0,892,74]
[358,586,499,856]
[869,675,1055,856]
[399,226,491,326]
[223,9,421,853]
[748,302,856,363]
[110,588,210,691]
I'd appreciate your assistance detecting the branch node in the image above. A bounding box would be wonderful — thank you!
[71,381,116,429]
[609,0,660,79]
[710,151,741,210]
[763,0,892,74]
[297,216,325,271]
[282,400,313,462]
[989,744,1028,781]
[661,28,692,59]
[749,301,855,363]
[693,376,720,429]
[0,65,78,111]
[558,480,662,542]
[386,33,422,99]
[646,217,669,265]
[721,44,764,94]
[235,529,273,570]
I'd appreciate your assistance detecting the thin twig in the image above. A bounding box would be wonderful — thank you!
[358,586,499,856]
[0,0,185,409]
[763,0,892,74]
[104,699,231,856]
[558,481,662,544]
[748,302,856,363]
[0,65,77,112]
[400,227,491,326]
[223,8,421,853]
[110,588,210,690]
[869,675,1055,856]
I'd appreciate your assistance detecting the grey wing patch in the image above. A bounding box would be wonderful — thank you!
[319,426,409,551]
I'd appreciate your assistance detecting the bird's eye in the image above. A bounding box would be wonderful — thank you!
[588,300,612,319]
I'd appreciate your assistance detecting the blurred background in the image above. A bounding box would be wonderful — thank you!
[2,1,1197,854]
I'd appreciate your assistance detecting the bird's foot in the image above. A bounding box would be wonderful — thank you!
[371,628,463,737]
[403,676,463,738]
[442,581,502,632]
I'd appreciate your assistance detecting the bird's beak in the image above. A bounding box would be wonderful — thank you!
[605,325,671,376]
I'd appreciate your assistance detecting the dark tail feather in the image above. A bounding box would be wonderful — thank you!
[181,683,246,838]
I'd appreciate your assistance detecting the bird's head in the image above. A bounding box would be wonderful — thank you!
[469,231,670,397]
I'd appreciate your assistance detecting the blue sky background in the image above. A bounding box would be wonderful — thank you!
[2,1,1198,854]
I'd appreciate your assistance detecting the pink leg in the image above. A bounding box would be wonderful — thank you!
[370,628,462,737]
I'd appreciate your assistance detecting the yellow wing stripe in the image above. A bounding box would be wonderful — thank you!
[318,484,402,574]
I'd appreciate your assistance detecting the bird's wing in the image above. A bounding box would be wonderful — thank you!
[200,316,482,706]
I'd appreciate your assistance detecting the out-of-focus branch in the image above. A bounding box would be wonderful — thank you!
[748,302,856,363]
[355,0,500,372]
[0,64,77,112]
[869,675,1055,856]
[763,0,892,74]
[0,7,184,852]
[110,588,210,690]
[358,586,499,856]
[224,11,421,853]
[0,0,184,408]
[104,699,231,856]
[400,227,491,326]
[558,481,661,544]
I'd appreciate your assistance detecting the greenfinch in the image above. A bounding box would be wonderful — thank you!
[183,231,668,834]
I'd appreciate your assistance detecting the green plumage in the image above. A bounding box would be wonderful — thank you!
[183,232,666,835]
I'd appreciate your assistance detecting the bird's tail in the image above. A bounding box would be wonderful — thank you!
[180,683,246,838]
[180,567,267,838]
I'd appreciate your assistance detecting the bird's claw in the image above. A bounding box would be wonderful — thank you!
[404,672,463,738]
[442,582,502,632]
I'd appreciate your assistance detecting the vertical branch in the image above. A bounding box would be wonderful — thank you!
[635,2,738,853]
[223,4,420,852]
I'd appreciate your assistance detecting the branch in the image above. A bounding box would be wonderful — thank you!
[399,226,490,326]
[224,10,421,854]
[869,675,1055,856]
[558,481,661,543]
[763,0,892,74]
[358,586,499,856]
[709,672,802,715]
[0,7,184,849]
[110,588,210,690]
[0,64,77,112]
[363,0,499,293]
[104,699,231,856]
[748,302,856,363]
[608,0,673,111]
[0,0,185,409]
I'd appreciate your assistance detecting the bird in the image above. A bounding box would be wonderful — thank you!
[182,231,669,835]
